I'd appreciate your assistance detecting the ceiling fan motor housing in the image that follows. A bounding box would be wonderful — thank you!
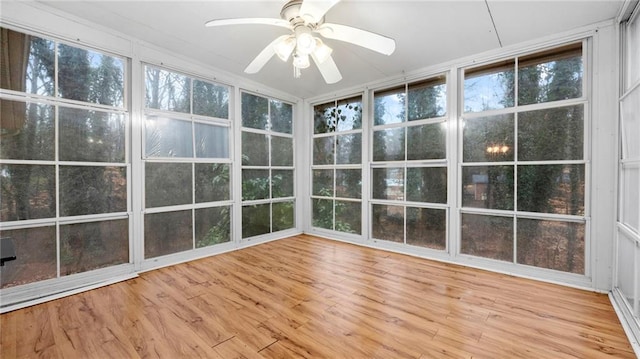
[281,0,324,27]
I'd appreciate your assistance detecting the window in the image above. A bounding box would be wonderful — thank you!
[371,77,448,250]
[143,65,231,258]
[241,92,294,238]
[312,96,363,235]
[460,43,587,274]
[0,27,129,288]
[617,7,640,314]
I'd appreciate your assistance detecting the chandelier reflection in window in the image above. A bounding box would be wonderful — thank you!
[486,144,510,155]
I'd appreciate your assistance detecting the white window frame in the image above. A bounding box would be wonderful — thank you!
[457,40,591,277]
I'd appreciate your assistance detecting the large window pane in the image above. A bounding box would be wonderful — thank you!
[0,101,54,161]
[312,169,334,197]
[0,164,55,221]
[464,61,515,113]
[145,67,190,113]
[373,128,405,162]
[336,97,362,131]
[272,201,294,232]
[272,170,294,198]
[270,99,292,134]
[145,116,193,158]
[60,166,127,216]
[271,136,293,166]
[462,166,514,210]
[195,123,228,158]
[313,102,335,134]
[313,97,361,135]
[372,204,404,243]
[60,219,129,276]
[193,80,228,119]
[312,199,333,230]
[460,45,587,276]
[461,213,513,262]
[59,108,126,162]
[242,204,270,238]
[406,207,446,250]
[517,218,584,274]
[142,67,232,259]
[621,86,640,159]
[0,226,56,288]
[336,169,361,199]
[463,114,514,162]
[145,162,192,208]
[242,132,269,166]
[312,95,361,237]
[313,137,334,165]
[0,28,54,96]
[407,78,446,121]
[370,80,447,249]
[195,206,231,248]
[242,169,270,200]
[374,87,405,125]
[372,167,404,200]
[242,92,295,239]
[145,210,192,258]
[407,123,446,160]
[637,247,640,318]
[621,166,639,232]
[242,93,268,130]
[517,164,584,216]
[518,44,582,105]
[335,201,361,234]
[144,67,231,260]
[336,133,362,164]
[518,105,583,161]
[58,44,124,107]
[195,163,230,203]
[406,167,447,204]
[627,17,640,87]
[1,29,133,292]
[617,232,636,307]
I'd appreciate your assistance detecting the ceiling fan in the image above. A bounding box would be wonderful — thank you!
[205,0,396,84]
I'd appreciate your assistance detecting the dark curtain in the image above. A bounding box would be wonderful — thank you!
[0,28,29,133]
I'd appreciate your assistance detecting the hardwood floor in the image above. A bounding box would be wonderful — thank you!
[1,234,635,358]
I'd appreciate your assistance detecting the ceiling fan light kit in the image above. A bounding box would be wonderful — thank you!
[205,0,396,84]
[313,38,333,62]
[274,36,296,61]
[293,52,310,69]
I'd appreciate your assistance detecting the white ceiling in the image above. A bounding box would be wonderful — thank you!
[32,0,624,99]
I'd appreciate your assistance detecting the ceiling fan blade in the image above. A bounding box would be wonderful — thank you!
[299,0,341,23]
[205,18,290,29]
[311,53,342,84]
[315,23,396,55]
[245,35,290,74]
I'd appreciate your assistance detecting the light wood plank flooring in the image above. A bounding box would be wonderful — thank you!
[1,234,635,358]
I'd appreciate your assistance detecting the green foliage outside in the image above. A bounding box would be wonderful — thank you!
[1,29,129,281]
[311,188,355,233]
[197,206,231,248]
[312,98,362,234]
[463,50,584,272]
[371,81,445,241]
[241,93,295,239]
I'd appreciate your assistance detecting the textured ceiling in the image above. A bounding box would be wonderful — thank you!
[22,0,626,98]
